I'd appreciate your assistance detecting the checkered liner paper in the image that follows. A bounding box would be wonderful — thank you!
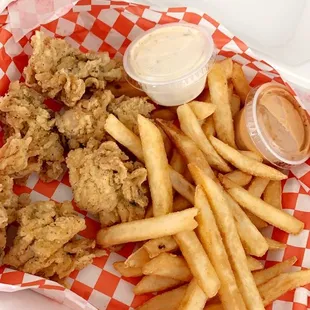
[0,1,309,309]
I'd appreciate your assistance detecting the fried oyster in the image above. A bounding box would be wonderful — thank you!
[24,31,122,107]
[3,200,105,279]
[0,81,64,182]
[67,141,149,227]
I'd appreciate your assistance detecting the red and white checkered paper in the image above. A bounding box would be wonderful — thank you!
[0,1,309,309]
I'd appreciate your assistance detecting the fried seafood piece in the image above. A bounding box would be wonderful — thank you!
[55,90,114,149]
[24,31,122,107]
[67,141,149,227]
[108,96,155,135]
[0,82,64,182]
[3,200,105,279]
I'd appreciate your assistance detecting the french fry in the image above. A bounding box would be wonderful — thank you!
[202,116,216,137]
[247,177,270,198]
[125,246,150,268]
[157,125,173,160]
[113,261,143,277]
[173,194,192,212]
[145,205,153,218]
[258,270,310,306]
[209,136,287,180]
[239,150,263,162]
[223,179,304,234]
[151,108,177,121]
[253,256,297,286]
[179,279,207,310]
[231,63,250,104]
[138,115,173,217]
[263,180,282,209]
[174,230,220,298]
[183,167,194,184]
[106,80,146,97]
[265,237,286,250]
[228,82,234,103]
[143,236,178,258]
[170,149,186,174]
[208,63,236,148]
[246,212,268,229]
[230,94,241,118]
[188,100,216,120]
[142,253,192,282]
[219,58,234,79]
[177,104,231,172]
[246,256,264,271]
[205,304,224,310]
[96,208,198,247]
[223,170,252,187]
[157,119,216,181]
[105,115,195,202]
[196,86,210,102]
[195,186,246,309]
[134,275,183,295]
[169,167,195,205]
[189,164,264,310]
[137,285,188,310]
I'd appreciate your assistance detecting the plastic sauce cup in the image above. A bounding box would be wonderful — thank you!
[235,82,310,169]
[123,23,215,106]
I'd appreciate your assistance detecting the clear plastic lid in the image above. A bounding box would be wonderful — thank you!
[244,83,310,169]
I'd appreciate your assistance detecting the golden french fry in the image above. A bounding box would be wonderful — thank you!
[223,180,304,234]
[183,167,194,184]
[196,86,210,102]
[228,82,234,102]
[248,177,270,198]
[179,279,207,310]
[246,212,268,229]
[247,256,264,271]
[143,236,178,258]
[223,170,252,187]
[105,114,144,161]
[173,194,192,212]
[258,270,310,306]
[96,208,198,247]
[239,150,263,162]
[170,149,186,175]
[106,80,146,97]
[195,186,246,309]
[208,63,236,148]
[125,246,150,268]
[177,104,231,173]
[188,100,216,121]
[253,256,297,286]
[157,125,173,160]
[189,164,264,310]
[169,167,195,205]
[113,261,143,277]
[231,63,250,104]
[157,119,216,181]
[142,252,192,282]
[263,180,282,209]
[231,94,241,118]
[138,115,173,217]
[205,304,224,310]
[151,108,177,121]
[174,230,220,298]
[134,275,183,295]
[265,237,286,250]
[145,205,153,218]
[219,58,234,78]
[201,116,216,137]
[137,285,188,310]
[209,136,287,180]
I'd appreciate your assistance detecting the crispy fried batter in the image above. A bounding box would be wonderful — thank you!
[108,96,155,135]
[0,82,64,182]
[3,200,105,278]
[67,141,149,227]
[24,31,122,107]
[56,90,114,148]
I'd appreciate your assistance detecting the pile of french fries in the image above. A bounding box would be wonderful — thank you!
[97,59,310,310]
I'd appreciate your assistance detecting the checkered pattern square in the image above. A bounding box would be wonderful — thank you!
[0,1,309,309]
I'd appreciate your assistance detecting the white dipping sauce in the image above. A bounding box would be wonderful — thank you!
[124,23,214,106]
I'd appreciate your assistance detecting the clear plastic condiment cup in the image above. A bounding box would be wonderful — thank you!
[235,82,310,169]
[123,22,215,107]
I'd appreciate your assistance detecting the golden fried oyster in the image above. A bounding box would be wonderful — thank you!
[67,141,149,227]
[24,31,122,107]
